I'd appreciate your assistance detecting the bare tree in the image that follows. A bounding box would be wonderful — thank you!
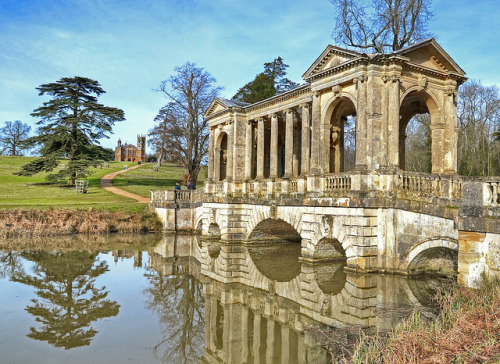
[0,120,31,156]
[152,63,221,184]
[405,114,431,172]
[457,80,500,176]
[331,0,433,53]
[148,108,171,167]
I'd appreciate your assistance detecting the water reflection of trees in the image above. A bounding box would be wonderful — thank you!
[11,250,120,349]
[0,251,24,279]
[144,267,204,364]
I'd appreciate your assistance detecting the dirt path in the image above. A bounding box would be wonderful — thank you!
[100,164,150,204]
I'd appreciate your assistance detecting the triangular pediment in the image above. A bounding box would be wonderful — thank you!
[395,38,465,76]
[302,45,363,79]
[204,98,250,119]
[204,98,230,118]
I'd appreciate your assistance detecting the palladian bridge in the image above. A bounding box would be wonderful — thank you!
[151,39,500,288]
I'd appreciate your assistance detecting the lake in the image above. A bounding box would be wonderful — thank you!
[0,234,450,363]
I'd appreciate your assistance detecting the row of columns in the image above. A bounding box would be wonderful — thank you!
[205,295,309,363]
[207,74,459,183]
[246,103,313,181]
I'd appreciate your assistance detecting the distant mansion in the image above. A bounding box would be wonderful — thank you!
[115,135,146,162]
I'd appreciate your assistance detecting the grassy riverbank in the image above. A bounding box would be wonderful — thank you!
[113,163,207,198]
[0,156,137,209]
[0,156,205,208]
[0,156,206,236]
[318,276,500,363]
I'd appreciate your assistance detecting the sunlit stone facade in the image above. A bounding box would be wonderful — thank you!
[151,39,500,287]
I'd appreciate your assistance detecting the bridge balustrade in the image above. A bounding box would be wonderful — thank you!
[324,174,352,191]
[485,181,500,207]
[150,173,498,212]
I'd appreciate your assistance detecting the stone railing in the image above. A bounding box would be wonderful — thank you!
[450,177,463,199]
[484,180,500,207]
[398,172,442,196]
[289,179,298,193]
[324,174,352,191]
[150,189,202,205]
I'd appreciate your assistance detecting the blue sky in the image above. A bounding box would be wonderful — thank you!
[1,0,499,152]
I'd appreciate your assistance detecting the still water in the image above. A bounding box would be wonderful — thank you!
[0,234,448,363]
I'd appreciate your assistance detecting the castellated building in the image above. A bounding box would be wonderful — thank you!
[115,135,146,162]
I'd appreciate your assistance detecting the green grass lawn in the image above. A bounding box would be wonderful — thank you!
[0,156,138,209]
[112,162,207,197]
[0,156,206,209]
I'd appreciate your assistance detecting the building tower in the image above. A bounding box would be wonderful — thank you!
[137,135,146,162]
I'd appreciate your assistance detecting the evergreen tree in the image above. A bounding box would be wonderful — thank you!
[16,77,125,183]
[12,250,120,349]
[232,57,298,103]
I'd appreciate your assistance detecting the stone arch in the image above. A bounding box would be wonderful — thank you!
[214,131,228,181]
[322,96,357,173]
[313,261,347,296]
[248,218,301,242]
[307,214,352,260]
[312,237,347,261]
[247,243,302,282]
[195,217,203,233]
[207,222,221,237]
[403,238,458,274]
[399,89,440,172]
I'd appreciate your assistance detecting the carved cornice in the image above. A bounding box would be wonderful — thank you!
[245,84,312,113]
[305,57,369,82]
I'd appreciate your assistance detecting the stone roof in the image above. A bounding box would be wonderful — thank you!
[218,98,251,108]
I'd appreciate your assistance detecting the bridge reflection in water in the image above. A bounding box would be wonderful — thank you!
[145,234,446,364]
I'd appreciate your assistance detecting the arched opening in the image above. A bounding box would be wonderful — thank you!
[195,219,203,233]
[327,98,356,173]
[247,243,301,282]
[313,238,347,261]
[217,133,228,181]
[314,261,347,295]
[399,91,437,172]
[248,218,301,242]
[407,247,458,276]
[207,223,221,237]
[214,300,224,350]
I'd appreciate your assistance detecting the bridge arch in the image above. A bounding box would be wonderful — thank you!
[403,238,458,274]
[248,218,301,242]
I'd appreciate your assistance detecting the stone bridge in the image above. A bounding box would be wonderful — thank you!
[147,235,449,364]
[151,39,500,287]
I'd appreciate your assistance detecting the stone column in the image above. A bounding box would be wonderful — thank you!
[443,86,458,174]
[310,92,321,173]
[284,108,294,177]
[293,124,300,176]
[214,128,221,181]
[241,305,249,363]
[300,103,310,175]
[257,118,265,180]
[388,75,401,169]
[226,124,234,181]
[253,313,262,364]
[281,326,290,364]
[208,127,215,181]
[266,319,276,363]
[355,76,367,171]
[270,113,279,179]
[244,120,253,180]
[431,121,445,174]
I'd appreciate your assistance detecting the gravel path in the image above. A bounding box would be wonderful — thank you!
[100,164,150,204]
